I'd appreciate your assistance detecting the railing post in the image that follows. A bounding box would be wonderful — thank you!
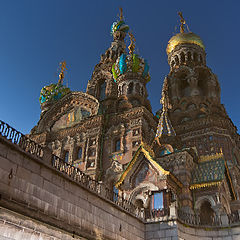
[43,146,53,165]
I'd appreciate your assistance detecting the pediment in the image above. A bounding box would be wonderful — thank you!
[116,144,171,189]
[37,92,99,133]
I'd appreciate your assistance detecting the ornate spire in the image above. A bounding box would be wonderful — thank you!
[58,61,67,84]
[128,32,136,55]
[155,78,176,140]
[178,12,186,33]
[119,7,123,21]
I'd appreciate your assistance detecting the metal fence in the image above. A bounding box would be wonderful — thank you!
[0,120,43,158]
[51,154,143,219]
[177,209,240,226]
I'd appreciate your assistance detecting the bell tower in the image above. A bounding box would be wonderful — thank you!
[164,13,240,171]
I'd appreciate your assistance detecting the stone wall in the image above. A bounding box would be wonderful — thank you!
[0,136,144,240]
[177,221,240,240]
[145,220,178,240]
[1,133,240,240]
[145,220,240,240]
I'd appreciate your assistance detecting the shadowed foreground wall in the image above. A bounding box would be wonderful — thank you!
[0,136,144,240]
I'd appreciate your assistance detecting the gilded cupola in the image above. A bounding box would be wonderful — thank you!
[166,12,205,55]
[166,12,206,70]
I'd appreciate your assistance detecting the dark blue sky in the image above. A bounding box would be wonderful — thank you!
[0,0,239,134]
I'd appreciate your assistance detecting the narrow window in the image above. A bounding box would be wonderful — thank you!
[77,147,82,159]
[180,52,185,63]
[127,82,133,94]
[64,151,69,163]
[115,139,121,152]
[88,148,96,157]
[175,55,179,65]
[113,186,119,202]
[99,82,106,101]
[193,52,198,62]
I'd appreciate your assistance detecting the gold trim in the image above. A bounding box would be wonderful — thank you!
[199,151,223,162]
[115,146,142,188]
[190,181,222,190]
[141,147,169,175]
[141,141,155,157]
[224,160,237,200]
[115,143,182,188]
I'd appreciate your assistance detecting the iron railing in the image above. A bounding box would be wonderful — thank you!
[177,209,240,226]
[0,120,43,158]
[51,155,143,218]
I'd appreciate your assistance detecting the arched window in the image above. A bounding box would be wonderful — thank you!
[193,52,198,62]
[128,82,133,94]
[180,52,185,63]
[135,83,140,94]
[187,52,192,61]
[200,201,215,225]
[122,84,127,94]
[99,82,106,101]
[175,56,179,65]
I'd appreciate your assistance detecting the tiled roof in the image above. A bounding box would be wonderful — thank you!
[191,158,225,185]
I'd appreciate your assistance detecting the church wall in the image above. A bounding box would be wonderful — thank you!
[0,136,145,240]
[145,220,240,240]
[177,221,240,240]
[145,220,178,240]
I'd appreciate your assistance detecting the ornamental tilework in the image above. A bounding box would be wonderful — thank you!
[191,158,225,185]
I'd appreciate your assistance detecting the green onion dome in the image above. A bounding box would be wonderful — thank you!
[39,83,70,105]
[111,20,129,35]
[112,53,150,82]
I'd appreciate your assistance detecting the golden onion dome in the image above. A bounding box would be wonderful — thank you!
[166,32,205,55]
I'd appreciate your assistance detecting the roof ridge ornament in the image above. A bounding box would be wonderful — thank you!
[178,12,186,33]
[128,32,136,55]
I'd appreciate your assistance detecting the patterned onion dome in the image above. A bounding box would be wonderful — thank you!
[166,32,205,55]
[39,83,70,104]
[112,53,150,82]
[111,20,129,35]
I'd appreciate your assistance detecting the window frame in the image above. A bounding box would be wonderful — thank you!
[64,150,69,163]
[114,138,121,152]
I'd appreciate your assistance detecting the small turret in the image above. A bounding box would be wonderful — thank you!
[112,32,151,112]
